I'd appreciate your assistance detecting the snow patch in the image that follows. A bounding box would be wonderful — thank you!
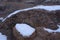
[15,23,35,37]
[0,17,3,20]
[44,25,60,33]
[0,33,7,40]
[2,5,60,22]
[33,5,60,11]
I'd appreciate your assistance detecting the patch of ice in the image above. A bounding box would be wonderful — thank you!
[15,23,35,37]
[0,33,7,40]
[44,25,60,33]
[2,5,60,22]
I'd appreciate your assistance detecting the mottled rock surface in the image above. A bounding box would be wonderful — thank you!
[0,0,60,40]
[0,9,59,40]
[0,0,60,17]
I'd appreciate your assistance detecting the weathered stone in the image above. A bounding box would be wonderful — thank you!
[2,9,59,40]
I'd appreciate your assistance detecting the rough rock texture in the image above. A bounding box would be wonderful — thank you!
[0,23,13,40]
[0,0,60,5]
[0,2,35,17]
[55,10,60,23]
[0,0,60,40]
[1,9,60,40]
[42,0,60,5]
[3,9,58,29]
[0,0,60,18]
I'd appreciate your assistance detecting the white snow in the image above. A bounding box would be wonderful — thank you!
[15,23,35,37]
[2,5,60,22]
[44,25,60,33]
[0,17,3,20]
[0,33,7,40]
[33,5,60,11]
[2,8,33,22]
